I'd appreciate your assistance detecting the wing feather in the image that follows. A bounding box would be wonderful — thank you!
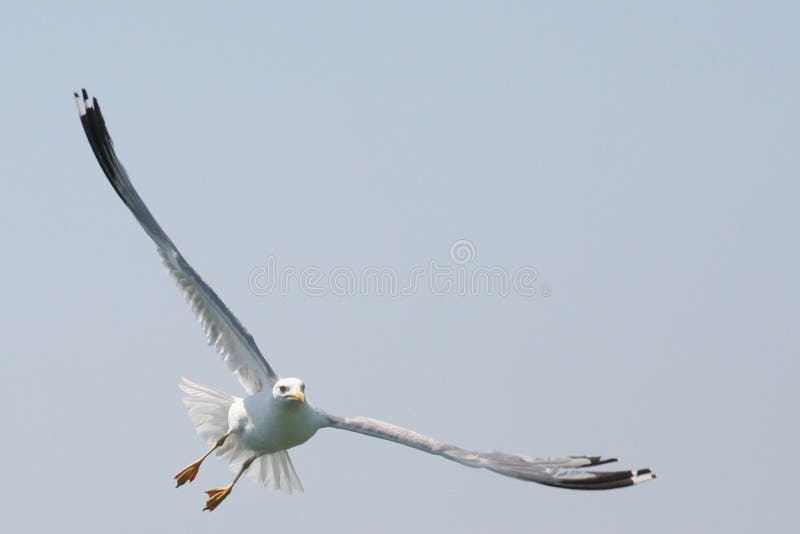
[75,90,278,394]
[328,415,654,490]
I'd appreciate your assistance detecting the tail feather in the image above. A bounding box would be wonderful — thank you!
[243,450,304,493]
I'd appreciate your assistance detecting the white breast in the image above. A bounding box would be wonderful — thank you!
[233,392,325,454]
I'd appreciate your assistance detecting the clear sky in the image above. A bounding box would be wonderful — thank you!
[1,2,798,533]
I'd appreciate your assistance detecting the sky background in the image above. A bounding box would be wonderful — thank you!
[1,2,798,532]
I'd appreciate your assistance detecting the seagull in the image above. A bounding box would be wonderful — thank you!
[74,89,655,511]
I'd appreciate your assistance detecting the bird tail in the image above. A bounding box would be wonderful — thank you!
[179,377,235,444]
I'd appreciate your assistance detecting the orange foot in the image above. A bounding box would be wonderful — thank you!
[203,484,233,511]
[174,460,203,487]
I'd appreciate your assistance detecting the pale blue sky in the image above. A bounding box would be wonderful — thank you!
[1,2,798,532]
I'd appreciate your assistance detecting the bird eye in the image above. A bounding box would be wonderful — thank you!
[300,384,305,392]
[278,385,288,393]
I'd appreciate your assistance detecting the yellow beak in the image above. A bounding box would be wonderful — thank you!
[288,391,305,403]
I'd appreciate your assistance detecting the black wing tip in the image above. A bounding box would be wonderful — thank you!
[75,89,124,193]
[552,466,656,491]
[593,456,618,466]
[569,455,618,467]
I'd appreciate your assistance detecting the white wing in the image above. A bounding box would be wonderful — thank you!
[328,415,655,489]
[76,90,278,394]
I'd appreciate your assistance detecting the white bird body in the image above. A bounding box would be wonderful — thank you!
[75,89,655,511]
[233,390,328,454]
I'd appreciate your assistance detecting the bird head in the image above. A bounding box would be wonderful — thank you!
[272,378,306,404]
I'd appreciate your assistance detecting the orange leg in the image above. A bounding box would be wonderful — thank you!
[203,456,257,511]
[174,434,229,487]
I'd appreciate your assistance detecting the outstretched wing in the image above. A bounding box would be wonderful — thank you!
[75,89,278,394]
[329,415,654,489]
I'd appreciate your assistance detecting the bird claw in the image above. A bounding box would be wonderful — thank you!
[203,484,233,511]
[174,460,202,487]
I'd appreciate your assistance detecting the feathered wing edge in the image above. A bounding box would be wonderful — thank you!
[326,414,655,490]
[74,89,279,395]
[179,378,303,493]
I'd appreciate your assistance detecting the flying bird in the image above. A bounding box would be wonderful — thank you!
[74,90,655,511]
